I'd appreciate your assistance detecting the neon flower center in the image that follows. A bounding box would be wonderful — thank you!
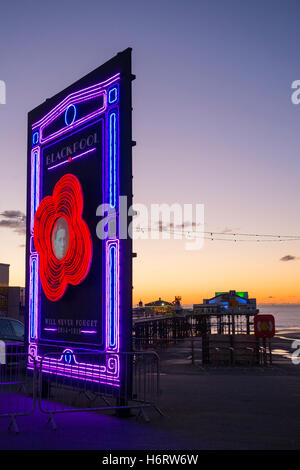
[51,216,69,260]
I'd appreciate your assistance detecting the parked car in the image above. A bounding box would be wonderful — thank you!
[0,317,24,344]
[0,318,25,380]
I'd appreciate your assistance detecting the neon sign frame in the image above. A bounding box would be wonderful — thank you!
[28,72,122,386]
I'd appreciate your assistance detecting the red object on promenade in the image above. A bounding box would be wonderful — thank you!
[254,314,275,338]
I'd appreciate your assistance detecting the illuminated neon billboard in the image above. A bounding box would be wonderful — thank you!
[25,49,133,387]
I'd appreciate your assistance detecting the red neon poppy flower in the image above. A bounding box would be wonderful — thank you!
[34,174,92,301]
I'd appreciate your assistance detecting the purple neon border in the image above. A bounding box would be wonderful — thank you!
[33,73,119,128]
[28,74,121,384]
[38,119,105,347]
[105,106,120,213]
[106,239,120,351]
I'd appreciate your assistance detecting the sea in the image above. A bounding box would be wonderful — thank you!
[258,304,300,330]
[183,304,300,332]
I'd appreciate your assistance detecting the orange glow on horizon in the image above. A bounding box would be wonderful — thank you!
[3,237,300,308]
[132,292,300,307]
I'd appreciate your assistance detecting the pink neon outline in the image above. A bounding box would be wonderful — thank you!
[34,348,120,380]
[39,368,120,386]
[48,147,96,170]
[29,358,119,383]
[41,357,106,373]
[33,73,119,128]
[28,364,119,385]
[30,344,120,382]
[33,73,120,145]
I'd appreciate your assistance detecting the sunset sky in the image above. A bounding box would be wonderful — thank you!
[0,0,300,305]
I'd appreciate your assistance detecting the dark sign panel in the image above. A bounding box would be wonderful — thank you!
[25,49,133,388]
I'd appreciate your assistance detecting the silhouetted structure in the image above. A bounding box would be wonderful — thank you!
[133,291,260,365]
[193,290,258,336]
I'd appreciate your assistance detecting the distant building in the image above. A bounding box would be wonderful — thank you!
[193,290,259,339]
[133,296,182,319]
[8,287,25,323]
[132,300,145,319]
[0,263,25,322]
[193,290,258,315]
[0,286,9,316]
[0,263,9,317]
[0,263,9,286]
[145,298,174,316]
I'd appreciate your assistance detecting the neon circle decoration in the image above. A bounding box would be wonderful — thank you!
[34,174,92,301]
[64,104,77,126]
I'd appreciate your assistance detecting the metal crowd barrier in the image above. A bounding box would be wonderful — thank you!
[38,351,162,429]
[211,346,256,366]
[133,335,267,366]
[210,345,270,366]
[0,352,37,433]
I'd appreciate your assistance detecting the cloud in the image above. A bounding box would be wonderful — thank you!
[0,210,25,220]
[220,226,240,234]
[175,221,200,229]
[0,210,26,235]
[156,221,202,232]
[280,255,298,262]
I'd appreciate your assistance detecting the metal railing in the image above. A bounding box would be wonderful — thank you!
[0,352,37,433]
[209,344,273,366]
[0,349,162,432]
[133,335,269,366]
[210,346,259,366]
[38,351,162,429]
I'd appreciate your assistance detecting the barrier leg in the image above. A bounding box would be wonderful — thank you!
[8,415,19,434]
[40,378,50,399]
[153,405,164,417]
[137,406,150,423]
[115,397,132,418]
[46,413,57,431]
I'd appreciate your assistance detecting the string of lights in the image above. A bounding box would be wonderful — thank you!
[134,226,300,242]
